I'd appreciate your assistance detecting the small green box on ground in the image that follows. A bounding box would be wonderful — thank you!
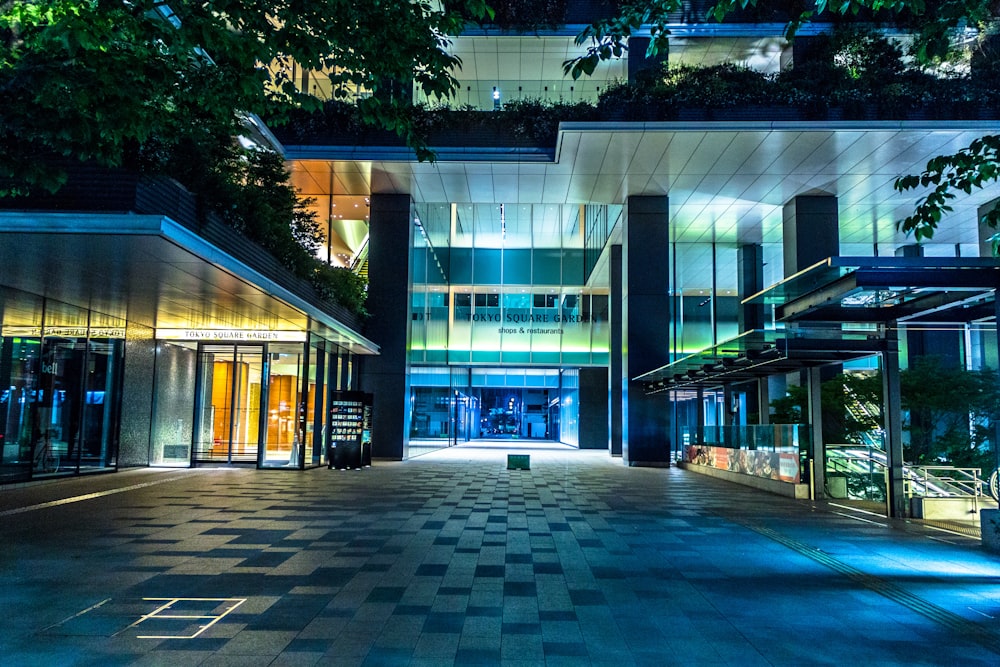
[507,454,530,470]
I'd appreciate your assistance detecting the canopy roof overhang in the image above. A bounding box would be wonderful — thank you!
[0,212,379,354]
[748,256,1000,324]
[635,327,886,392]
[636,257,1000,392]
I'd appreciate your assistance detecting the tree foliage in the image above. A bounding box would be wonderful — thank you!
[899,356,1000,468]
[567,0,1000,245]
[0,0,493,194]
[0,0,496,315]
[770,361,1000,470]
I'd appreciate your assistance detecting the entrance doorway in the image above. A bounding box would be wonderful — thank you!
[193,344,265,464]
[191,343,313,466]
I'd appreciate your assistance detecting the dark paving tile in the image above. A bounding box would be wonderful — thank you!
[366,587,406,603]
[543,641,589,657]
[503,581,537,597]
[533,562,563,574]
[475,565,505,577]
[422,612,465,633]
[569,589,607,605]
[4,452,1000,667]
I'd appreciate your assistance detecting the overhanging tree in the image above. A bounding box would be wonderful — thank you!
[1,0,493,314]
[566,0,1000,244]
[0,0,492,194]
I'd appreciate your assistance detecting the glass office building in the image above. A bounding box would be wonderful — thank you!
[281,18,1000,506]
[5,9,1000,523]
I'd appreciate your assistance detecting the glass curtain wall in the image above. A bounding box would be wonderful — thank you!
[409,202,612,456]
[411,203,611,366]
[0,288,124,483]
[409,366,568,456]
[670,241,769,455]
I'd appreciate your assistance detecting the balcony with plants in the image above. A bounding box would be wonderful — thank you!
[272,28,1000,155]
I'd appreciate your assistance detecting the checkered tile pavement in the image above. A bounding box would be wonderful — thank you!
[3,445,1000,665]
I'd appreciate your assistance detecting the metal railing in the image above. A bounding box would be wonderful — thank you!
[827,444,992,501]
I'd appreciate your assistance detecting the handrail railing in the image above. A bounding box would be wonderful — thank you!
[827,445,990,500]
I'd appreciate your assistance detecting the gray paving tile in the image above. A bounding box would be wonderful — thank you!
[3,448,1000,666]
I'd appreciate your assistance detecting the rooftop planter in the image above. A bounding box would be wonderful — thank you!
[274,30,999,151]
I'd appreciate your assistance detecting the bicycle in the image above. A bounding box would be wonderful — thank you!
[32,434,60,473]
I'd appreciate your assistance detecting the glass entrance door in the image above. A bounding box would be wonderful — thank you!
[261,343,306,467]
[193,344,265,464]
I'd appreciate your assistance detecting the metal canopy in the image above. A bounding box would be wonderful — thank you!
[635,328,884,392]
[746,256,1000,324]
[0,212,380,355]
[636,256,1000,393]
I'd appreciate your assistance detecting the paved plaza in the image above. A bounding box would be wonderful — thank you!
[3,444,1000,666]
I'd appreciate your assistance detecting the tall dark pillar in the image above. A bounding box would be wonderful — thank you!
[738,243,765,332]
[622,196,671,466]
[362,194,413,460]
[783,195,839,275]
[609,244,623,457]
[784,195,838,494]
[738,244,767,426]
[579,367,609,449]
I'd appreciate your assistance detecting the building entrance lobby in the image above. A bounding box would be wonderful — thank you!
[408,366,604,457]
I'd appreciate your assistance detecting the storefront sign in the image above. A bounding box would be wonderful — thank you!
[1,326,126,338]
[157,328,307,342]
[686,444,800,484]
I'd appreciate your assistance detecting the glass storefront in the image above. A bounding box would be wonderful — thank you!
[194,344,265,464]
[149,337,351,470]
[0,288,124,483]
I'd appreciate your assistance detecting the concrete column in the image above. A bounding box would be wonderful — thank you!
[783,195,839,276]
[609,244,623,457]
[579,367,609,449]
[622,195,671,466]
[738,243,765,332]
[119,322,155,467]
[785,195,838,494]
[362,194,413,460]
[882,328,907,517]
[807,366,825,500]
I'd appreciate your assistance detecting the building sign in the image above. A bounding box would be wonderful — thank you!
[157,328,307,342]
[1,326,126,338]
